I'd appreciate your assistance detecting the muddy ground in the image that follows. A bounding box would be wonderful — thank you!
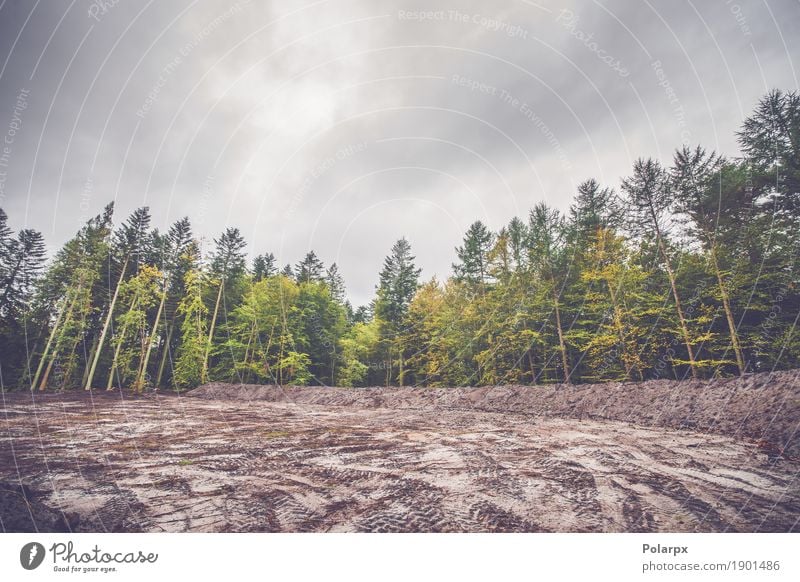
[1,371,799,533]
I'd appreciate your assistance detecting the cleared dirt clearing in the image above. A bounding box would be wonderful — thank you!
[1,372,798,532]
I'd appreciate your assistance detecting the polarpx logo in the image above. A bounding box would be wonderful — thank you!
[20,542,46,570]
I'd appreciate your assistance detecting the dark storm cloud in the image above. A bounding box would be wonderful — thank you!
[0,0,797,304]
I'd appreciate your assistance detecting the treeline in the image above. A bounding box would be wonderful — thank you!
[1,89,799,390]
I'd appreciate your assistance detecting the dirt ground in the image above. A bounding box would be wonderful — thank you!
[1,372,799,533]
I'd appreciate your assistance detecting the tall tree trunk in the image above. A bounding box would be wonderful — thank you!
[31,298,68,390]
[81,334,100,388]
[39,357,56,392]
[607,282,634,381]
[709,245,746,374]
[656,235,698,379]
[240,318,257,383]
[648,204,698,379]
[398,340,404,387]
[551,286,571,383]
[62,329,87,390]
[155,315,176,388]
[135,287,166,392]
[527,350,536,385]
[203,281,224,382]
[106,295,139,391]
[39,289,82,391]
[85,257,128,390]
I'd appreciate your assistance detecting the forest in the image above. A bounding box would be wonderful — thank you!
[0,89,798,391]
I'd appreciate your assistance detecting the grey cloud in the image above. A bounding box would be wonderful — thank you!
[0,0,797,304]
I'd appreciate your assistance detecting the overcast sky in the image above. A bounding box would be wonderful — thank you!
[0,0,798,305]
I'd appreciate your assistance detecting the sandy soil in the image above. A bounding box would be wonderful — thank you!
[1,381,798,532]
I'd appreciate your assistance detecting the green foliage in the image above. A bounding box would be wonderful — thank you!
[174,268,210,389]
[2,89,800,390]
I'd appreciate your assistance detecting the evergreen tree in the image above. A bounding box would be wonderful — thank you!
[671,146,748,374]
[527,203,573,383]
[205,227,247,379]
[32,204,113,390]
[374,238,421,385]
[453,221,495,290]
[0,219,46,387]
[738,89,800,215]
[621,158,700,379]
[153,217,198,388]
[84,207,154,390]
[252,253,276,281]
[295,251,325,284]
[325,263,346,303]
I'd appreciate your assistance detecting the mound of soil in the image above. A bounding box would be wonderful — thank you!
[188,369,800,457]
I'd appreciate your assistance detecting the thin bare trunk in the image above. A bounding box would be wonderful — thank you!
[135,287,166,392]
[31,299,68,390]
[155,315,176,388]
[398,342,404,387]
[203,281,224,382]
[85,257,128,390]
[656,235,698,379]
[106,295,139,391]
[710,246,746,374]
[552,286,571,383]
[607,282,634,380]
[39,358,56,392]
[39,290,81,391]
[527,350,536,385]
[241,318,257,383]
[81,334,100,388]
[648,202,698,379]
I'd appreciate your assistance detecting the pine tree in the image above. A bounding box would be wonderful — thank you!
[84,207,152,390]
[527,203,573,383]
[453,221,495,290]
[0,219,46,387]
[325,263,346,303]
[252,253,276,281]
[671,146,747,374]
[622,158,699,379]
[295,251,325,284]
[738,89,800,215]
[0,228,46,321]
[375,238,421,385]
[154,217,198,388]
[205,227,247,380]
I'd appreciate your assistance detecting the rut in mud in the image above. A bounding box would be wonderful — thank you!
[1,370,798,533]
